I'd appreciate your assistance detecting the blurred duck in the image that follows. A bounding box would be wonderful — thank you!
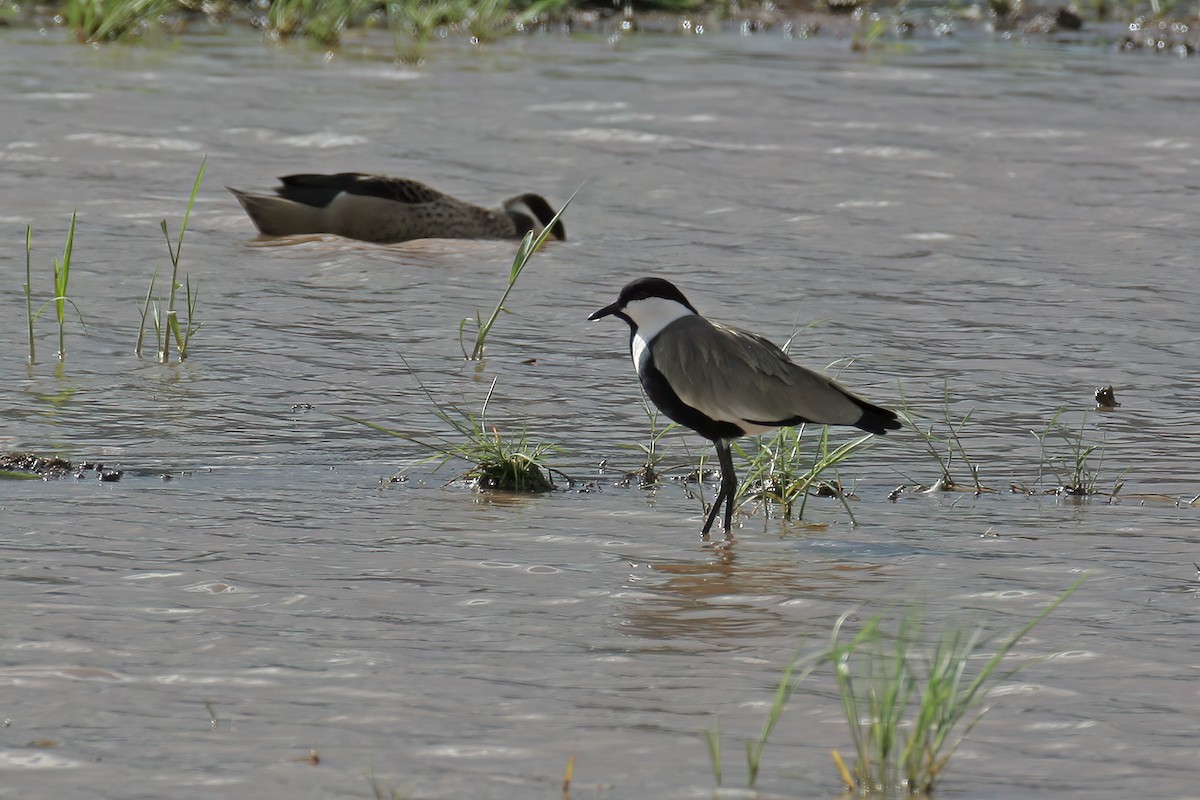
[227,173,565,244]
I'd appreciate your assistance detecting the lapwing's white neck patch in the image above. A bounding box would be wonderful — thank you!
[625,295,695,373]
[624,296,695,341]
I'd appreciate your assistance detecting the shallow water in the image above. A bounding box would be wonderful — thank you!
[2,23,1199,800]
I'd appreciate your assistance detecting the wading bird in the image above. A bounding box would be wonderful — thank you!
[589,276,900,536]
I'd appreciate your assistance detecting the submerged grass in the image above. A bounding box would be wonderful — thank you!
[354,370,558,492]
[138,157,205,362]
[365,768,408,799]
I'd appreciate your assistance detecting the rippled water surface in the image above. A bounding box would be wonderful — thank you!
[2,24,1198,800]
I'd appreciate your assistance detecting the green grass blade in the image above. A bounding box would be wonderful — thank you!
[135,265,160,358]
[177,155,207,254]
[25,225,35,364]
[52,211,78,359]
[745,647,822,788]
[704,718,723,787]
[469,185,579,359]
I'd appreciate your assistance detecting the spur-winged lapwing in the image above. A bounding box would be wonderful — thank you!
[589,276,901,536]
[227,173,565,244]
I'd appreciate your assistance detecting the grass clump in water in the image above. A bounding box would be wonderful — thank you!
[386,0,575,62]
[895,380,983,495]
[828,575,1086,795]
[1021,409,1126,498]
[365,768,408,799]
[137,157,205,363]
[356,374,558,492]
[736,423,876,525]
[620,397,679,487]
[63,0,173,42]
[267,0,372,45]
[387,0,465,63]
[705,577,1085,794]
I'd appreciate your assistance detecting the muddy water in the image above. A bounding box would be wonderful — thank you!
[2,24,1198,800]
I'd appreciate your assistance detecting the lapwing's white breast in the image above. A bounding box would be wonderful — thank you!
[631,331,651,374]
[622,296,696,378]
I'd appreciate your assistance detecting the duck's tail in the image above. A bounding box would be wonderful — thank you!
[227,187,329,237]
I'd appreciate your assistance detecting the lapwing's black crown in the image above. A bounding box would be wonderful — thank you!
[617,277,698,313]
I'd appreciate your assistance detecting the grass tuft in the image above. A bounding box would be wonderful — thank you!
[365,768,408,799]
[463,0,513,41]
[1025,409,1125,498]
[736,424,876,525]
[618,396,678,487]
[386,0,462,64]
[896,380,982,494]
[267,0,372,45]
[704,577,1084,794]
[353,370,558,493]
[705,645,823,789]
[138,157,205,362]
[829,575,1086,794]
[64,0,173,42]
[744,648,822,788]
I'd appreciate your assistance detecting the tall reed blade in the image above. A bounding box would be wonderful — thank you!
[24,226,35,365]
[135,265,159,358]
[52,211,78,361]
[464,186,578,360]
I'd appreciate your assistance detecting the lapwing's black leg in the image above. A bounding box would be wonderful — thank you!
[702,442,737,537]
[715,441,737,535]
[701,483,725,537]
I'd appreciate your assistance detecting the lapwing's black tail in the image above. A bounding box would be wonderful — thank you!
[853,399,903,435]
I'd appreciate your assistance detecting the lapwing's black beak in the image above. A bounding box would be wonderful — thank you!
[588,302,619,321]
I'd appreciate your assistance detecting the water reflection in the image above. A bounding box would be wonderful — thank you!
[618,552,890,646]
